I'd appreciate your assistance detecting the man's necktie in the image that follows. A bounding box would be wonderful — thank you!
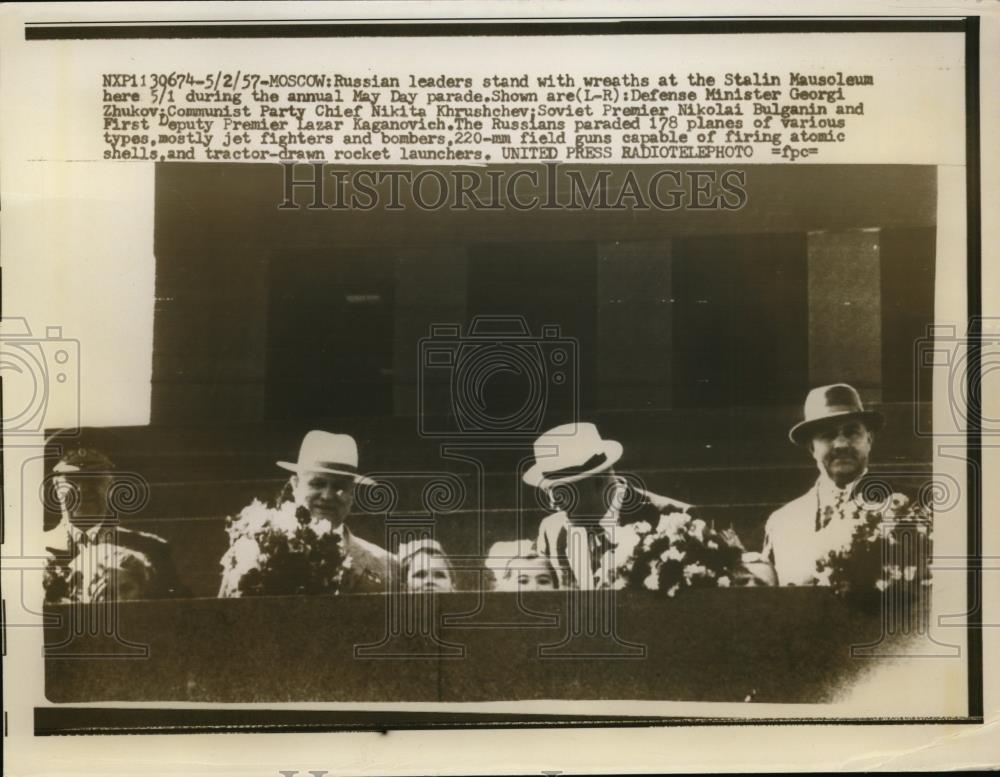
[564,524,592,589]
[563,524,608,589]
[818,488,847,530]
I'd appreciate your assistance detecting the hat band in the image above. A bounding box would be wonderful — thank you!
[807,404,863,418]
[542,452,607,482]
[301,460,358,474]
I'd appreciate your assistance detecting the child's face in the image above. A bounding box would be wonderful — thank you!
[501,556,557,591]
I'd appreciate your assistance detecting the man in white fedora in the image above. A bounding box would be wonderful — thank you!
[524,422,692,590]
[276,430,396,593]
[762,383,885,586]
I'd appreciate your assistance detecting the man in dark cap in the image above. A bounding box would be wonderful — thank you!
[762,383,886,586]
[43,447,186,603]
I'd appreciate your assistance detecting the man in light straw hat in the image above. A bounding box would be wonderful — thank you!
[762,383,885,586]
[276,430,395,593]
[524,422,692,590]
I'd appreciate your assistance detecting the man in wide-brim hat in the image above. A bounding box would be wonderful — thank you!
[762,383,886,586]
[220,430,396,595]
[523,422,693,590]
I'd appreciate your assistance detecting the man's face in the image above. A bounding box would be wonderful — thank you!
[291,470,355,526]
[56,472,112,526]
[405,551,455,593]
[556,472,619,521]
[809,419,873,487]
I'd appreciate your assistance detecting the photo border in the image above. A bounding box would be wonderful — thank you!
[24,13,983,735]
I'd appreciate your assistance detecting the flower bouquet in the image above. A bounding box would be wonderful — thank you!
[814,492,932,599]
[218,499,350,597]
[612,512,744,596]
[44,543,159,603]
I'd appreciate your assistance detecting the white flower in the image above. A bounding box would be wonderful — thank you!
[660,546,685,563]
[613,524,642,562]
[665,583,681,598]
[683,563,711,580]
[717,576,731,588]
[889,493,911,514]
[270,501,303,534]
[643,570,660,591]
[222,535,262,576]
[72,543,155,603]
[632,520,652,535]
[686,518,708,542]
[219,536,267,597]
[819,514,861,555]
[227,498,272,539]
[656,513,689,538]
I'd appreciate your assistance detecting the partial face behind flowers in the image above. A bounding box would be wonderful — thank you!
[809,419,873,488]
[291,470,355,527]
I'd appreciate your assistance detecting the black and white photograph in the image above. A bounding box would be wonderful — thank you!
[1,2,996,774]
[40,162,947,709]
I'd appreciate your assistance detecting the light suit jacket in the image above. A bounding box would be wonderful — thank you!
[535,486,692,589]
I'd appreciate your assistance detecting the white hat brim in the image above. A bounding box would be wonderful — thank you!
[276,461,376,486]
[522,440,623,490]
